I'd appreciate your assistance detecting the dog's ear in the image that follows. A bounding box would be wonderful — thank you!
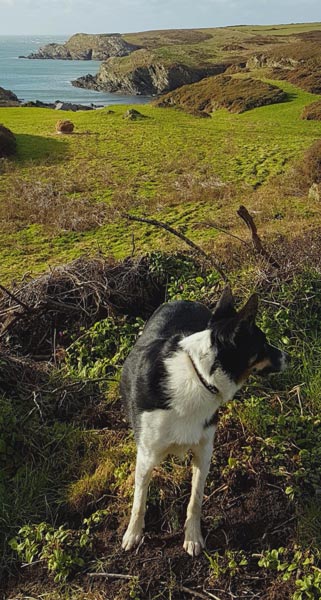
[210,285,236,322]
[237,293,258,325]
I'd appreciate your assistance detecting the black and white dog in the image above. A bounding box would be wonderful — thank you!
[120,287,286,556]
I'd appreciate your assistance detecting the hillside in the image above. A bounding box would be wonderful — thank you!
[23,23,321,96]
[2,26,321,600]
[153,75,287,114]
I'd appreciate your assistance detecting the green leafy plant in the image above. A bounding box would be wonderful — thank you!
[65,316,143,379]
[9,510,108,582]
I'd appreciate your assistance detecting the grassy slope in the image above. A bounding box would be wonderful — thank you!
[0,78,320,283]
[120,22,321,68]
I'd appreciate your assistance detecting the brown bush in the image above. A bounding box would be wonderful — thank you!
[154,75,287,114]
[301,99,321,120]
[0,124,16,158]
[298,139,321,186]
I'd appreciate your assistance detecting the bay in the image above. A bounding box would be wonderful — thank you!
[0,35,150,106]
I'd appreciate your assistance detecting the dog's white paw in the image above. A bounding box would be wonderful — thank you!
[183,521,205,557]
[183,536,204,557]
[122,526,143,551]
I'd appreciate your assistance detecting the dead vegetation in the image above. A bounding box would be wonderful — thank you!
[0,178,107,233]
[154,75,287,115]
[0,124,16,158]
[301,99,321,120]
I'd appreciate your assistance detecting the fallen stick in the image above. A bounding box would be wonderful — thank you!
[122,213,228,282]
[88,572,135,580]
[180,585,222,600]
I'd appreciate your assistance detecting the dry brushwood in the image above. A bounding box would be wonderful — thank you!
[0,256,169,356]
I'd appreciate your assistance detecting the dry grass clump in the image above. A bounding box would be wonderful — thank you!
[154,75,287,114]
[0,124,16,158]
[55,120,74,134]
[0,178,107,232]
[296,139,321,187]
[301,99,321,120]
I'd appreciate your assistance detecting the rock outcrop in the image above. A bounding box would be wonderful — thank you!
[246,54,299,70]
[0,87,20,107]
[22,33,140,61]
[72,53,229,96]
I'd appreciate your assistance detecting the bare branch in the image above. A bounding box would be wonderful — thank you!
[122,213,228,282]
[0,283,31,312]
[237,205,280,268]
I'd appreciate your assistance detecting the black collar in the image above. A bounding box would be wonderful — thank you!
[188,355,219,395]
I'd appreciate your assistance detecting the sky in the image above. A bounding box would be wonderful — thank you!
[0,0,320,36]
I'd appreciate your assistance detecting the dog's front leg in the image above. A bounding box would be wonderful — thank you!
[122,445,159,551]
[184,435,214,557]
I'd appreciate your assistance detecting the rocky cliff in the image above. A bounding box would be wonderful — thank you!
[23,33,140,60]
[72,53,229,95]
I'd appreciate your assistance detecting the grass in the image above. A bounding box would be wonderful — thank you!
[0,77,320,283]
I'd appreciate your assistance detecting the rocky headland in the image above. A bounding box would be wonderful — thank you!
[0,87,20,107]
[18,26,321,98]
[21,33,140,61]
[72,50,230,96]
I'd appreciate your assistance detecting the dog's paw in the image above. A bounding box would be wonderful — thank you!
[122,526,143,551]
[183,537,204,557]
[183,525,205,557]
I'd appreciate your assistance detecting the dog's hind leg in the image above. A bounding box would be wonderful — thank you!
[184,435,214,557]
[122,445,160,551]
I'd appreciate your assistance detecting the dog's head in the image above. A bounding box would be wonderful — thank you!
[209,286,288,386]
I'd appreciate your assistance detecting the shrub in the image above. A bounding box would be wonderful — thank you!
[299,139,321,185]
[301,100,321,121]
[0,124,16,158]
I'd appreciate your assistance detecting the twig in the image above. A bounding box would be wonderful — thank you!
[0,283,31,311]
[88,572,135,580]
[237,205,280,268]
[122,213,228,282]
[180,586,221,600]
[197,221,251,247]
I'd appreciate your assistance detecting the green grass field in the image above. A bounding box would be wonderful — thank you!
[0,78,320,283]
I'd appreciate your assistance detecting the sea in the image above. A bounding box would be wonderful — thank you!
[0,35,150,106]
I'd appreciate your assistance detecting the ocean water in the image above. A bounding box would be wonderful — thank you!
[0,35,150,106]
